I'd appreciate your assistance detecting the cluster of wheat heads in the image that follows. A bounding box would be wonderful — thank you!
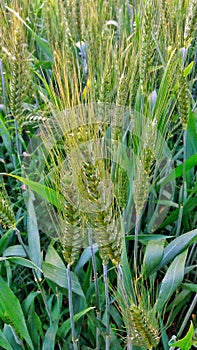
[40,103,128,349]
[38,0,195,348]
[1,0,196,348]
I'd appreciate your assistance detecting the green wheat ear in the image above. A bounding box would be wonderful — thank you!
[129,304,160,349]
[0,180,16,229]
[8,16,31,127]
[139,0,156,94]
[133,118,158,217]
[48,164,84,267]
[178,67,190,131]
[76,158,123,266]
[61,198,84,267]
[114,165,129,212]
[184,0,197,46]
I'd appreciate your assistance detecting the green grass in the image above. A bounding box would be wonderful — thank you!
[0,0,197,349]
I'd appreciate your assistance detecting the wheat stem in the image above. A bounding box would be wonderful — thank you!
[134,214,141,274]
[88,228,101,349]
[103,263,110,350]
[127,340,133,350]
[176,130,188,237]
[116,264,134,349]
[116,264,129,306]
[14,119,22,156]
[67,263,78,350]
[0,59,6,108]
[183,130,187,203]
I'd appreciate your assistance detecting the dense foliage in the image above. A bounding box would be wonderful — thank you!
[0,1,197,349]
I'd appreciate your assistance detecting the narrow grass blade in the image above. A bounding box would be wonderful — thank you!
[57,307,95,338]
[42,320,58,350]
[26,189,42,279]
[157,154,197,187]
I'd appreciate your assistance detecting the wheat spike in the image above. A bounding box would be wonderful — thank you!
[0,180,16,229]
[184,0,197,46]
[129,304,160,349]
[114,165,129,212]
[133,159,150,217]
[6,13,31,127]
[133,118,157,216]
[116,46,137,107]
[99,38,117,104]
[140,0,156,94]
[61,198,84,266]
[41,103,125,266]
[76,157,123,266]
[178,67,190,131]
[91,196,123,266]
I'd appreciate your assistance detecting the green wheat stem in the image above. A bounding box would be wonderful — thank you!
[0,59,6,108]
[103,263,110,350]
[15,228,53,324]
[127,340,133,350]
[177,293,197,338]
[116,264,133,349]
[88,228,101,349]
[126,324,133,350]
[175,205,183,237]
[67,262,78,350]
[183,129,187,203]
[176,130,187,237]
[14,119,22,157]
[134,214,141,274]
[116,264,129,306]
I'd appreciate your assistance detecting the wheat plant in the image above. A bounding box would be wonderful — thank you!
[0,0,196,349]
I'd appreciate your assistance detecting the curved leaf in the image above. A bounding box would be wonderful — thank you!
[155,229,197,271]
[1,173,65,210]
[169,322,194,350]
[0,257,43,272]
[158,154,197,187]
[155,250,188,312]
[42,262,85,298]
[57,307,95,338]
[142,239,165,276]
[0,329,14,350]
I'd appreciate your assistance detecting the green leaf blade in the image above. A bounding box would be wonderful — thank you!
[156,250,188,312]
[0,276,34,350]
